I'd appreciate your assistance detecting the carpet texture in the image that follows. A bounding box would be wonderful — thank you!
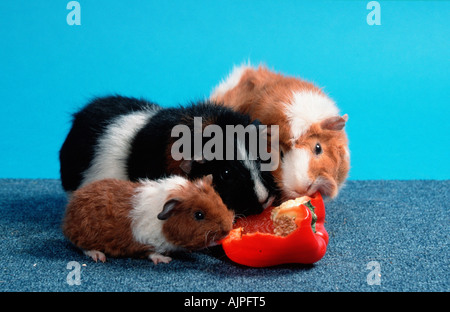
[0,179,448,292]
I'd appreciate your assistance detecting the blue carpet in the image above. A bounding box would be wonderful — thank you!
[0,179,448,292]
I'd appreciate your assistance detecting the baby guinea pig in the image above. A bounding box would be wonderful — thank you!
[210,64,350,201]
[62,175,234,264]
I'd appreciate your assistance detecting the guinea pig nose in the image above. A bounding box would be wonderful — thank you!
[219,229,231,240]
[261,196,275,209]
[294,183,313,197]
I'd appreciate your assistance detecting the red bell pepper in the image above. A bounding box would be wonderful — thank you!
[220,192,328,267]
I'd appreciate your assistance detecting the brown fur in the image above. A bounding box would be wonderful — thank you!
[62,177,234,260]
[162,176,234,249]
[62,179,152,258]
[212,65,349,198]
[214,66,323,146]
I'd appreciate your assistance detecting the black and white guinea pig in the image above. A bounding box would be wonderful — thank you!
[59,95,277,216]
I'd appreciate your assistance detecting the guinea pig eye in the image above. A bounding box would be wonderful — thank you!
[279,145,287,160]
[315,143,322,155]
[194,211,205,221]
[219,168,231,181]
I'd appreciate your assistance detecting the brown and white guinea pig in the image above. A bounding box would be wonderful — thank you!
[210,64,350,201]
[62,175,234,264]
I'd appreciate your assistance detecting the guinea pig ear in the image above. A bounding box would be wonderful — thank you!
[242,70,257,91]
[157,199,180,220]
[320,114,348,131]
[203,174,213,185]
[180,158,206,174]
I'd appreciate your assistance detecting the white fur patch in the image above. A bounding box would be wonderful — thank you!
[210,63,251,100]
[130,176,188,254]
[285,91,339,141]
[80,108,159,187]
[236,140,269,204]
[281,148,312,198]
[344,146,351,160]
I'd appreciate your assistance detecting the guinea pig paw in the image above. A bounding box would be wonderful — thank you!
[148,253,172,265]
[84,250,107,263]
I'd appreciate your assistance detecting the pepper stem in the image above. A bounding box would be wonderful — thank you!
[304,201,317,233]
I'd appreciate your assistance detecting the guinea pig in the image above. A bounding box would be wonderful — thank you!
[59,95,277,216]
[210,64,350,201]
[62,175,234,264]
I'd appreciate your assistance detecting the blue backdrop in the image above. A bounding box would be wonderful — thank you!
[0,0,448,179]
